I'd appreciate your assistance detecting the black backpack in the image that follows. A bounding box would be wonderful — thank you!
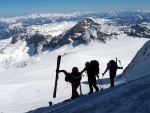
[90,60,99,75]
[65,76,70,82]
[109,60,117,71]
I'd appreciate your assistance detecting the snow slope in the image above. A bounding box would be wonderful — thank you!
[28,74,150,113]
[124,40,150,80]
[0,33,149,113]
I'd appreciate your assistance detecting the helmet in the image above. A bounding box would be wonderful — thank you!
[72,67,78,72]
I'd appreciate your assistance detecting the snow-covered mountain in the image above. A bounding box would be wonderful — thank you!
[0,11,149,58]
[9,17,122,55]
[50,17,119,47]
[0,17,123,69]
[128,24,150,38]
[123,40,150,80]
[0,11,150,39]
[0,11,150,69]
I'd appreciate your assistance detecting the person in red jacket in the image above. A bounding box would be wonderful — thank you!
[58,67,82,99]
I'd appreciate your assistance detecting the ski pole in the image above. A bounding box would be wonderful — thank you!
[79,82,82,95]
[97,77,101,90]
[98,78,103,89]
[97,76,104,90]
[101,75,104,89]
[99,76,104,89]
[118,60,128,81]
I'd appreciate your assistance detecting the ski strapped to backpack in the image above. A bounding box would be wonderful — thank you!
[53,55,61,98]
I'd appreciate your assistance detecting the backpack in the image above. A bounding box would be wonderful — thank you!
[65,76,70,82]
[109,60,117,72]
[90,60,99,75]
[65,73,72,82]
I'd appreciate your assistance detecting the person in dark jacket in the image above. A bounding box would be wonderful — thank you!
[81,61,99,94]
[58,67,82,99]
[102,60,123,87]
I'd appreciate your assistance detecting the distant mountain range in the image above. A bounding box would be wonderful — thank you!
[0,11,150,54]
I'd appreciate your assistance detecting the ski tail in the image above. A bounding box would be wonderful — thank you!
[53,55,61,98]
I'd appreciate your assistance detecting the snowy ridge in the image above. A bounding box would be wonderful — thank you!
[124,40,150,80]
[27,21,77,36]
[0,11,150,23]
[0,12,85,23]
[27,74,150,113]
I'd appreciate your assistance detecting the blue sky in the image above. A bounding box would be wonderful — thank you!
[0,0,150,18]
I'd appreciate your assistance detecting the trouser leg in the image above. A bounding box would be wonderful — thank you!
[71,81,79,99]
[110,72,116,87]
[92,77,99,91]
[88,78,93,93]
[90,77,99,92]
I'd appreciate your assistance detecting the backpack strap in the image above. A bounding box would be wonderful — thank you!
[71,72,82,81]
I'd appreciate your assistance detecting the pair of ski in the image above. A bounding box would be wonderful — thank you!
[51,55,83,105]
[53,55,61,98]
[49,55,61,106]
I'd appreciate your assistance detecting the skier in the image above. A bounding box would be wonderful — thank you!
[102,60,123,87]
[57,67,82,99]
[81,61,99,94]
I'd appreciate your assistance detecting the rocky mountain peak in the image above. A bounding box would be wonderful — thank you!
[74,17,100,32]
[51,17,115,47]
[128,24,150,38]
